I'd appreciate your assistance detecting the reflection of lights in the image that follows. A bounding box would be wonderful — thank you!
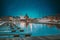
[39,24,43,28]
[33,24,37,28]
[33,24,43,29]
[29,23,32,32]
[20,22,26,28]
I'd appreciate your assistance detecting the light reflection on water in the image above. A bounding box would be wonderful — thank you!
[23,24,60,36]
[0,23,60,38]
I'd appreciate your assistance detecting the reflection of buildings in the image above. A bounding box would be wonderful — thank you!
[0,15,60,38]
[41,16,60,28]
[0,15,60,28]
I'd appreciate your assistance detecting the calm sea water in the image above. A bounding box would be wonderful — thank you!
[0,23,60,38]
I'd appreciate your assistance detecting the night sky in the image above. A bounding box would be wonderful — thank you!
[0,0,60,18]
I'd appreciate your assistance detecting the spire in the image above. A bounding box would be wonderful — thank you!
[24,13,29,18]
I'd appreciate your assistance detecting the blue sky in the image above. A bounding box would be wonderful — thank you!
[0,0,60,18]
